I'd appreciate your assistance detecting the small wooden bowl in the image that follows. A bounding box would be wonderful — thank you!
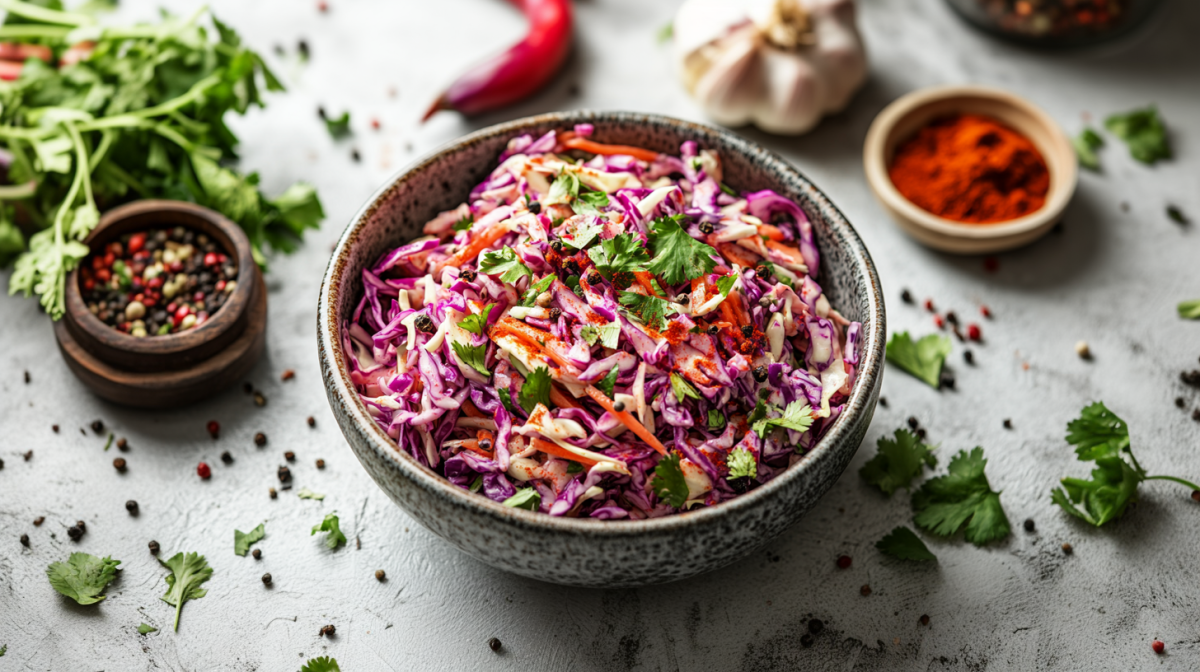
[54,200,267,408]
[863,85,1077,254]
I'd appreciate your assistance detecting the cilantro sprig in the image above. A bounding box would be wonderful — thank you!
[912,447,1010,546]
[652,453,690,508]
[886,332,951,389]
[860,429,937,496]
[1072,128,1104,171]
[646,215,718,284]
[518,366,553,413]
[618,291,677,330]
[749,399,814,438]
[323,110,351,139]
[451,341,491,377]
[875,526,937,561]
[46,552,121,605]
[1052,402,1200,527]
[726,448,757,481]
[159,551,212,631]
[458,304,495,335]
[479,247,533,284]
[1178,299,1200,320]
[311,513,347,550]
[588,233,649,279]
[301,657,342,672]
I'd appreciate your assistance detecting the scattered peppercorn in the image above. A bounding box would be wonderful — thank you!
[23,450,32,461]
[243,382,254,394]
[966,324,981,341]
[351,149,361,162]
[587,272,602,286]
[907,416,919,430]
[860,584,871,596]
[1175,397,1186,409]
[550,240,564,254]
[963,349,974,365]
[262,573,273,586]
[707,325,719,335]
[1061,542,1073,554]
[1192,490,1200,503]
[254,432,267,447]
[284,451,295,462]
[148,540,160,554]
[548,307,563,321]
[76,520,86,533]
[1183,370,1200,387]
[458,267,478,283]
[923,298,935,312]
[375,569,386,581]
[980,305,992,318]
[1192,409,1200,422]
[919,614,930,626]
[20,533,29,547]
[67,525,83,541]
[113,457,127,472]
[1152,640,1165,654]
[900,289,913,304]
[939,371,955,389]
[316,459,326,469]
[878,396,887,407]
[197,462,212,479]
[24,370,30,384]
[91,420,104,434]
[52,424,59,433]
[945,311,958,325]
[741,325,754,338]
[613,401,626,413]
[836,555,851,569]
[488,637,501,652]
[269,487,277,499]
[527,200,542,215]
[807,619,823,635]
[33,517,44,526]
[1075,341,1091,359]
[320,624,336,637]
[252,549,262,560]
[415,314,435,333]
[278,465,292,483]
[206,420,220,439]
[1024,518,1035,532]
[281,369,295,381]
[254,391,267,407]
[698,220,714,234]
[752,365,768,383]
[116,437,128,451]
[800,634,814,648]
[1003,418,1013,429]
[220,451,233,465]
[755,264,772,279]
[126,500,138,514]
[307,416,316,428]
[916,428,927,440]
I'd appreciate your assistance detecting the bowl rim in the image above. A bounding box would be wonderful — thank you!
[318,110,885,538]
[863,84,1078,241]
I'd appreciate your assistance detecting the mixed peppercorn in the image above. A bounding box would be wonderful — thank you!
[79,227,238,337]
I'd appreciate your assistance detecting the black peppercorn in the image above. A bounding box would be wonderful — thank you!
[149,540,160,554]
[879,396,888,407]
[415,314,436,334]
[907,416,919,430]
[217,451,231,465]
[67,525,83,541]
[550,240,564,254]
[320,624,336,637]
[113,457,127,472]
[24,370,30,384]
[243,382,254,394]
[1003,418,1012,429]
[252,549,262,560]
[126,500,138,514]
[697,220,714,234]
[562,258,581,276]
[375,569,386,581]
[527,201,542,215]
[800,634,814,648]
[752,365,768,383]
[1176,397,1186,409]
[33,516,43,526]
[116,437,128,451]
[808,619,823,635]
[20,533,29,547]
[277,465,292,483]
[488,637,502,652]
[916,428,926,440]
[940,371,955,390]
[262,573,273,586]
[741,325,754,338]
[613,401,626,413]
[919,614,930,626]
[478,438,493,451]
[459,267,478,283]
[316,459,326,469]
[1024,518,1035,532]
[587,272,602,286]
[900,289,913,304]
[254,432,267,447]
[351,149,361,162]
[284,451,295,462]
[963,350,974,365]
[269,487,277,499]
[548,307,562,321]
[91,419,104,434]
[755,264,772,279]
[307,416,316,427]
[707,325,719,335]
[1192,409,1200,422]
[76,520,86,533]
[945,311,958,325]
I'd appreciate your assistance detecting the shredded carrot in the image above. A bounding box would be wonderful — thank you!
[719,298,742,327]
[764,239,804,265]
[549,385,581,409]
[561,136,659,163]
[460,439,494,459]
[490,317,574,370]
[716,241,762,269]
[584,385,669,456]
[530,436,601,468]
[633,271,663,298]
[756,224,787,241]
[461,400,486,418]
[442,223,509,269]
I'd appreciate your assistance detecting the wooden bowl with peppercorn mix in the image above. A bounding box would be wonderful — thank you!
[54,200,267,408]
[864,84,1077,254]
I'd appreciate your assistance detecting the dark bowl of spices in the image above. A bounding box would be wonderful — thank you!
[943,0,1165,49]
[864,85,1077,254]
[54,200,267,408]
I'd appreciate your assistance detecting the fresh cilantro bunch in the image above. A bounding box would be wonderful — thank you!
[860,429,936,496]
[588,233,648,279]
[1052,402,1200,527]
[912,447,1010,546]
[886,332,951,389]
[46,552,121,605]
[0,1,323,318]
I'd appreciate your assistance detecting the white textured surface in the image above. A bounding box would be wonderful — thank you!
[2,0,1199,669]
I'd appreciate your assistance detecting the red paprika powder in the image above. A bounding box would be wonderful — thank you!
[888,113,1050,224]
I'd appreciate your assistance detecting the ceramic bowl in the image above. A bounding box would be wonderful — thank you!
[318,111,885,587]
[863,85,1077,254]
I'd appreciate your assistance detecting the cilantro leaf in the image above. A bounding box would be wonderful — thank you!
[646,215,718,284]
[580,322,621,349]
[0,644,5,656]
[618,291,677,330]
[651,453,690,508]
[452,214,473,232]
[548,171,581,203]
[588,233,649,278]
[503,488,541,511]
[598,363,619,399]
[458,304,495,336]
[297,487,325,500]
[1179,299,1200,320]
[311,512,347,550]
[520,275,555,306]
[875,526,937,561]
[751,399,814,438]
[1065,401,1129,460]
[574,190,610,217]
[1052,456,1142,527]
[46,552,121,605]
[479,247,533,284]
[137,623,157,635]
[726,448,757,480]
[657,22,674,44]
[859,429,937,496]
[498,386,518,416]
[715,274,737,297]
[560,218,604,250]
[912,447,1010,546]
[1072,127,1104,171]
[469,475,484,492]
[451,341,491,377]
[1104,106,1170,164]
[233,523,265,557]
[886,332,951,389]
[670,372,700,402]
[707,409,726,431]
[159,552,212,631]
[300,656,342,672]
[324,111,351,139]
[518,366,553,414]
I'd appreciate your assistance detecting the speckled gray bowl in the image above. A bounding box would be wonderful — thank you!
[318,111,885,587]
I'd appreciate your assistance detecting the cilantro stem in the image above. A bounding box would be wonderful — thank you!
[1144,475,1200,491]
[79,74,222,129]
[0,24,72,39]
[0,0,94,26]
[64,122,96,215]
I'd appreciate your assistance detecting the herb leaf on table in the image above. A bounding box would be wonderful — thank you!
[323,111,351,139]
[876,526,937,561]
[311,513,347,550]
[137,623,157,635]
[159,552,212,631]
[912,447,1010,545]
[886,332,952,389]
[234,523,265,557]
[46,552,121,605]
[297,487,325,500]
[300,656,341,672]
[860,429,937,496]
[1178,299,1200,320]
[1104,106,1170,165]
[651,453,690,508]
[1072,127,1104,171]
[646,214,718,284]
[1051,402,1200,527]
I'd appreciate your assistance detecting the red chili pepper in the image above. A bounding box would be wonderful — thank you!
[422,0,573,121]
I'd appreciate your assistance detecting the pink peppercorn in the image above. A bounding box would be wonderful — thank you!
[933,315,945,329]
[980,305,992,318]
[197,462,211,479]
[215,280,226,292]
[206,420,220,439]
[371,118,381,130]
[1152,640,1165,654]
[923,299,935,312]
[836,555,852,569]
[204,252,219,266]
[967,324,982,341]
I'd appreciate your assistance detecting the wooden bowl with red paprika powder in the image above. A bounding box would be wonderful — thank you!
[864,85,1077,254]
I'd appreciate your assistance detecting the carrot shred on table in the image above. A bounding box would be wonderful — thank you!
[560,135,659,163]
[584,385,668,456]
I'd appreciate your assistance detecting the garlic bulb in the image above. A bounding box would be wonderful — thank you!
[674,0,868,135]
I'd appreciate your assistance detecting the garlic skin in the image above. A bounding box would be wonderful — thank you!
[674,0,867,135]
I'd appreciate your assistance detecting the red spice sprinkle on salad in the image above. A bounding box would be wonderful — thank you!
[344,128,860,518]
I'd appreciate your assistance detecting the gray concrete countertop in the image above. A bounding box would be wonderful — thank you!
[2,0,1198,669]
